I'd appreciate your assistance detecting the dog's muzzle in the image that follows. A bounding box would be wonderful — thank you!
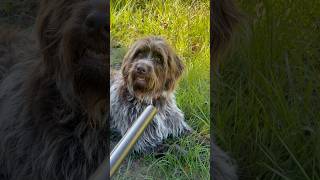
[132,61,153,89]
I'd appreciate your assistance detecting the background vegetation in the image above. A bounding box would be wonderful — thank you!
[111,0,210,179]
[217,0,320,179]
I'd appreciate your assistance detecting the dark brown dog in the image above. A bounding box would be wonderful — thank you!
[0,0,108,179]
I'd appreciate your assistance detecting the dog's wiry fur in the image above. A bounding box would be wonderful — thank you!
[0,0,108,179]
[212,0,241,61]
[211,0,241,179]
[111,36,191,152]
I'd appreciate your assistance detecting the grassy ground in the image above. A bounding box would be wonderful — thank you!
[217,0,320,179]
[111,0,210,179]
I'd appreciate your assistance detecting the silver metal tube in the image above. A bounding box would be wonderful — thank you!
[110,105,157,177]
[88,105,157,180]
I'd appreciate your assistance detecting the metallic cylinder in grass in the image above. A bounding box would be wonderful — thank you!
[89,105,158,180]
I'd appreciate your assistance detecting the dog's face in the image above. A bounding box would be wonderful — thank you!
[121,37,184,99]
[36,0,108,90]
[34,0,108,114]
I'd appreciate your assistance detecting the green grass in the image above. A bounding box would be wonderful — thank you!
[217,0,320,179]
[110,0,210,179]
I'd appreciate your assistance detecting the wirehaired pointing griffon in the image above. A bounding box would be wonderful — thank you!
[111,36,192,152]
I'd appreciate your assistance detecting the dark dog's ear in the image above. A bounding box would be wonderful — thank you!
[173,54,184,79]
[36,0,58,51]
[121,39,145,78]
[212,0,241,59]
[165,53,184,91]
[121,49,134,79]
[120,59,130,79]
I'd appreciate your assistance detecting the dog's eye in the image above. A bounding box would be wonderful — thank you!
[135,51,144,58]
[137,52,143,57]
[154,55,162,64]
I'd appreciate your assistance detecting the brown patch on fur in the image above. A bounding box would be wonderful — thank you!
[121,36,184,99]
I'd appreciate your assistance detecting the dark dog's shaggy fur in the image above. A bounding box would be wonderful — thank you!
[212,0,240,61]
[211,0,241,180]
[111,36,191,153]
[0,0,109,179]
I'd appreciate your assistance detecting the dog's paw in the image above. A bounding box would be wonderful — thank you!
[152,144,170,158]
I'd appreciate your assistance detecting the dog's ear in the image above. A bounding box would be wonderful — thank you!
[173,54,184,79]
[165,53,184,91]
[120,58,129,79]
[121,39,144,78]
[121,50,134,79]
[212,0,241,60]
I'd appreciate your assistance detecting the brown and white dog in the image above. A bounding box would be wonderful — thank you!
[110,36,191,152]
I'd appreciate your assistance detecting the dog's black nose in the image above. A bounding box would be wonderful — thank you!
[85,12,107,33]
[136,65,147,74]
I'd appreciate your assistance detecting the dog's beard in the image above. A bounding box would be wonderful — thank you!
[126,68,163,100]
